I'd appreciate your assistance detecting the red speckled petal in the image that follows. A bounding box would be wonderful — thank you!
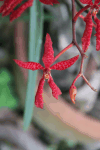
[39,0,59,5]
[0,0,15,13]
[2,0,23,16]
[35,77,45,109]
[79,0,93,5]
[42,33,54,68]
[94,17,100,51]
[48,76,62,99]
[50,55,79,70]
[94,0,100,4]
[82,12,93,52]
[10,0,33,22]
[13,59,44,70]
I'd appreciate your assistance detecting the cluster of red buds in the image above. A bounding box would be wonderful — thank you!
[0,0,100,108]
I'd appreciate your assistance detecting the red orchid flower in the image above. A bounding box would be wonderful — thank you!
[13,33,79,109]
[0,0,59,22]
[79,0,100,52]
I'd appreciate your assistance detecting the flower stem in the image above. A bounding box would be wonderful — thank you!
[54,43,73,62]
[73,5,90,22]
[82,75,97,92]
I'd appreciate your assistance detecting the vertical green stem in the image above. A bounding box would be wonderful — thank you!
[23,0,44,130]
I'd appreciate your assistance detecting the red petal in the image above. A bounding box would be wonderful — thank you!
[50,55,79,70]
[35,77,45,109]
[39,0,59,5]
[2,0,23,16]
[79,0,93,5]
[42,33,54,68]
[13,59,44,70]
[48,76,62,99]
[82,12,93,52]
[94,17,100,51]
[69,84,77,104]
[0,0,14,13]
[10,0,33,22]
[94,0,100,4]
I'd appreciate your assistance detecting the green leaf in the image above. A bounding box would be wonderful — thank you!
[23,1,44,130]
[0,69,18,109]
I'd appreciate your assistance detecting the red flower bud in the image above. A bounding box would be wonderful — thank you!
[69,85,77,104]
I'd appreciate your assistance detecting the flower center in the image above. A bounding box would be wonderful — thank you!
[43,68,51,79]
[91,4,99,15]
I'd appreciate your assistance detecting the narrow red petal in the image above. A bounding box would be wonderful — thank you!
[79,0,93,5]
[42,33,54,68]
[82,12,93,52]
[94,17,100,51]
[35,77,45,109]
[10,0,33,22]
[0,0,17,13]
[94,0,100,4]
[50,55,79,70]
[2,0,23,16]
[0,0,12,13]
[39,0,59,5]
[48,76,62,99]
[13,59,44,70]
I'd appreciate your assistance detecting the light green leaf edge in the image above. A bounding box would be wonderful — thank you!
[23,0,44,130]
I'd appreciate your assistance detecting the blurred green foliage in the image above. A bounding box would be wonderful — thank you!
[0,68,18,109]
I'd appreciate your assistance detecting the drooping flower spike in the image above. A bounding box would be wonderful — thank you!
[0,0,59,22]
[14,33,79,109]
[79,0,100,51]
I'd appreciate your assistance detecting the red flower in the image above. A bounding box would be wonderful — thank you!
[0,0,59,22]
[14,33,79,109]
[79,0,100,51]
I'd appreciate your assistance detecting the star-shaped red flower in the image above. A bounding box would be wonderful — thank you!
[13,33,79,109]
[79,0,100,51]
[0,0,59,22]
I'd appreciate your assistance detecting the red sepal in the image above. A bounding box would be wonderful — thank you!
[82,12,93,52]
[94,17,100,51]
[79,0,93,5]
[0,0,13,13]
[39,0,59,5]
[48,76,62,99]
[2,0,23,16]
[50,55,79,70]
[35,76,45,109]
[42,33,54,68]
[13,59,44,70]
[94,0,100,4]
[10,0,33,22]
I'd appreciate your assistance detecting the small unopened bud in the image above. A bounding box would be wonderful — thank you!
[69,85,77,104]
